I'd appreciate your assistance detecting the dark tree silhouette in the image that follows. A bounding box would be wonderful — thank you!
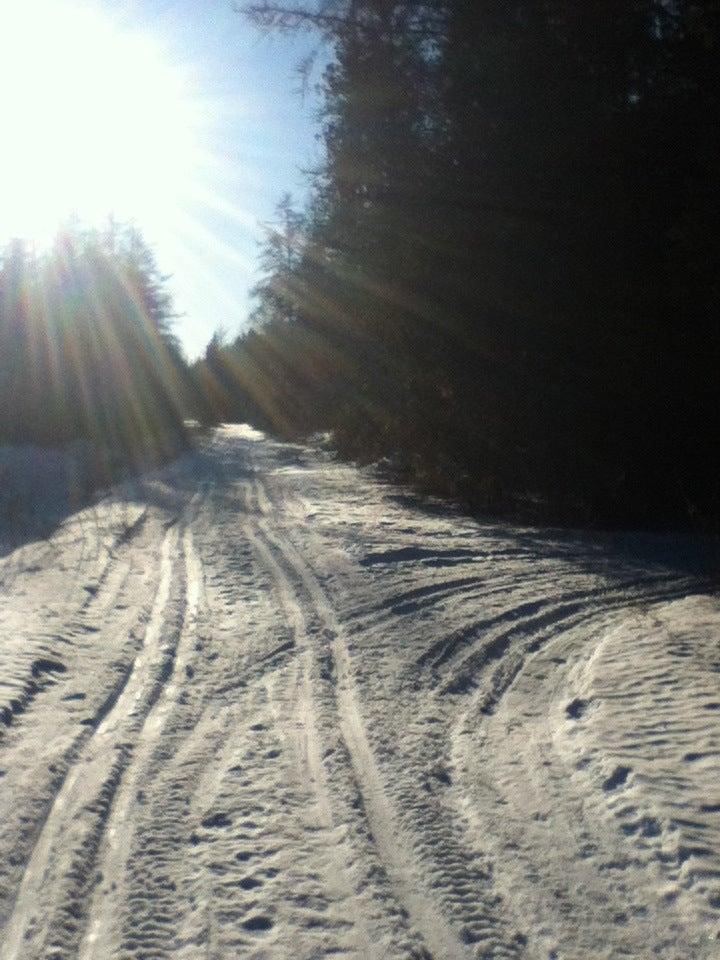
[199,0,720,529]
[0,221,191,466]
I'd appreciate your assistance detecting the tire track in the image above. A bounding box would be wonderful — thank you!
[240,482,375,958]
[448,588,719,959]
[0,520,158,936]
[252,477,479,960]
[0,505,147,733]
[78,500,206,959]
[2,425,715,960]
[0,519,180,960]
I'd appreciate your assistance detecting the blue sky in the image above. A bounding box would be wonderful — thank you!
[109,1,323,358]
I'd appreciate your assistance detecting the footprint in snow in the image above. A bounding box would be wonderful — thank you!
[201,812,232,829]
[238,875,263,890]
[565,697,589,720]
[603,765,632,791]
[242,914,273,934]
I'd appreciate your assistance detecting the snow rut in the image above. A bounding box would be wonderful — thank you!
[78,516,205,958]
[1,525,180,959]
[0,424,717,959]
[252,493,465,959]
[0,503,147,729]
[0,489,207,960]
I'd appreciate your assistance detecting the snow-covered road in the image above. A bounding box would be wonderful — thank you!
[0,425,718,959]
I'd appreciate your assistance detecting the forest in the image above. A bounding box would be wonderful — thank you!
[0,223,191,474]
[2,1,719,530]
[196,0,720,529]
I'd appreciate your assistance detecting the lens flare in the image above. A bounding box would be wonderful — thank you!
[0,1,201,246]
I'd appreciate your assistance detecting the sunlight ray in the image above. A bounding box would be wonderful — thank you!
[0,1,201,248]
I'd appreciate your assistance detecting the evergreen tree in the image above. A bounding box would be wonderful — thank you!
[0,222,189,462]
[227,0,720,527]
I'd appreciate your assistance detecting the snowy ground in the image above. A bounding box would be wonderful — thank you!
[0,424,718,960]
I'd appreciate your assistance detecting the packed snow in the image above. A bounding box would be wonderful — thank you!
[0,425,718,959]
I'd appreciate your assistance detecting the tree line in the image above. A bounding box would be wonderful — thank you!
[0,222,192,470]
[3,3,717,529]
[195,0,720,529]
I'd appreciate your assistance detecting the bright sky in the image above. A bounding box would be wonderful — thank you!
[0,0,322,359]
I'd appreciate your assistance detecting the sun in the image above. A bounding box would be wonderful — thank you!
[0,1,200,246]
